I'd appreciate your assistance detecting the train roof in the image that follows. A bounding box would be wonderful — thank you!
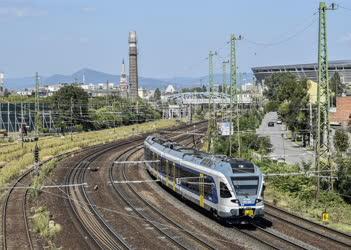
[145,135,261,176]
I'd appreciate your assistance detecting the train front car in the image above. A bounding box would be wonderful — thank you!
[143,135,264,224]
[216,159,265,223]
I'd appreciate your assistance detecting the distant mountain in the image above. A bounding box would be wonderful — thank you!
[5,68,253,91]
[44,68,119,84]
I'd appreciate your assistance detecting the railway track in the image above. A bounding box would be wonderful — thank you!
[2,150,77,250]
[2,169,34,250]
[239,223,310,250]
[109,135,217,249]
[64,140,134,249]
[5,120,350,250]
[1,122,206,249]
[264,203,351,249]
[64,122,207,249]
[108,133,316,250]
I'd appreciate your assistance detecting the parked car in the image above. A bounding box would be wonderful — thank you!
[268,121,275,127]
[277,157,285,163]
[277,120,282,124]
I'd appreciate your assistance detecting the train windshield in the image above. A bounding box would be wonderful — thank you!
[230,161,255,173]
[231,176,259,196]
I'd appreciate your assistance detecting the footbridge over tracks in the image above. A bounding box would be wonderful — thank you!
[163,92,252,105]
[161,92,255,120]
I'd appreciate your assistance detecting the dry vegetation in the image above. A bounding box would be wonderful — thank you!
[0,119,177,195]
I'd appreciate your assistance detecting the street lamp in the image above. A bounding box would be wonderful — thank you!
[281,133,286,161]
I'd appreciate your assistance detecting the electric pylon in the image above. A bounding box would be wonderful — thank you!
[229,34,242,157]
[207,50,217,153]
[315,2,336,198]
[35,72,40,138]
[222,60,229,121]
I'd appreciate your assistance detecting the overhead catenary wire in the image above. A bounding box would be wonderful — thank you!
[33,183,248,246]
[243,11,319,47]
[0,183,88,190]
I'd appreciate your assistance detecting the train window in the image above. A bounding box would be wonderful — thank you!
[230,160,255,173]
[231,176,259,196]
[203,176,214,198]
[220,182,232,198]
[178,166,199,194]
[165,160,169,177]
[170,162,176,181]
[160,158,166,174]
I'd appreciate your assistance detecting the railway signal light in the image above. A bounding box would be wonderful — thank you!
[34,143,40,176]
[322,210,329,224]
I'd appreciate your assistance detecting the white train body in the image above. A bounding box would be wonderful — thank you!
[144,136,265,222]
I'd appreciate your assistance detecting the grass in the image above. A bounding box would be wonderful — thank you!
[258,159,351,233]
[29,159,58,198]
[32,206,62,239]
[265,186,351,233]
[32,206,62,249]
[0,119,177,196]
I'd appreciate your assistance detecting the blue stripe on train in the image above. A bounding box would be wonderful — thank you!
[157,157,218,204]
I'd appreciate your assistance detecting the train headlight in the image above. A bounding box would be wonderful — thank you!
[255,198,263,205]
[231,199,240,204]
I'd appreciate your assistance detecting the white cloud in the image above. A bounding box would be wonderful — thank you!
[0,6,47,18]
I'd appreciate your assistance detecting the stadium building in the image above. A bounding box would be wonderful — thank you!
[252,60,351,86]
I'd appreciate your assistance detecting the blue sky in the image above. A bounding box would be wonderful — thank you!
[1,0,351,78]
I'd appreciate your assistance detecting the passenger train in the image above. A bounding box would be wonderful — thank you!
[144,135,265,223]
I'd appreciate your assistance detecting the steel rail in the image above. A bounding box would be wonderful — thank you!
[118,136,216,249]
[264,203,351,248]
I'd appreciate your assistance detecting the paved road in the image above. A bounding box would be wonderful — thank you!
[256,112,314,166]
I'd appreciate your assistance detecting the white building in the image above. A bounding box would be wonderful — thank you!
[96,82,115,90]
[119,59,128,96]
[165,84,176,94]
[47,84,63,92]
[241,83,254,92]
[16,90,33,96]
[81,83,96,91]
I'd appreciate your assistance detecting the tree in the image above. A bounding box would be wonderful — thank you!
[91,106,123,129]
[330,72,346,107]
[181,87,204,93]
[335,157,351,203]
[334,129,349,153]
[264,73,309,140]
[49,85,90,130]
[154,88,161,101]
[264,73,298,103]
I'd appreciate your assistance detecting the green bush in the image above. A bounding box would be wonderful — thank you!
[32,206,62,239]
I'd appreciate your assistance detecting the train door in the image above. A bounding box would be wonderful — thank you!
[172,162,176,191]
[166,159,169,187]
[199,173,205,208]
[155,153,160,179]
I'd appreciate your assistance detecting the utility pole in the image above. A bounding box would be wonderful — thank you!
[35,72,40,139]
[21,101,24,148]
[70,97,73,141]
[106,80,109,106]
[207,50,217,153]
[229,34,242,157]
[309,102,314,148]
[222,60,229,121]
[315,2,336,198]
[34,143,40,176]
